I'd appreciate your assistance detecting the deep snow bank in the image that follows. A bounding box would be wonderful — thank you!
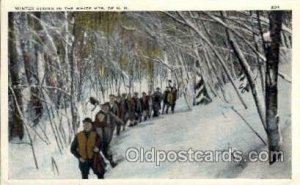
[8,61,291,179]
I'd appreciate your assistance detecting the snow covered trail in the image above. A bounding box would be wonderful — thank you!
[8,64,291,179]
[106,100,249,178]
[8,81,291,179]
[106,95,290,178]
[105,74,291,178]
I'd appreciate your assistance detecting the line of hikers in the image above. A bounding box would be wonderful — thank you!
[71,85,178,179]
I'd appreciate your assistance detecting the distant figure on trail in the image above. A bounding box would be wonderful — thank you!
[126,93,136,127]
[94,103,123,168]
[162,86,171,114]
[109,94,119,116]
[89,97,100,111]
[147,91,153,119]
[140,92,150,121]
[133,92,142,124]
[108,94,120,135]
[165,87,174,114]
[152,87,163,117]
[170,86,178,113]
[115,95,126,135]
[120,93,129,130]
[70,118,105,179]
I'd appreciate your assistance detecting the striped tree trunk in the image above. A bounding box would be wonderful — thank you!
[194,72,212,105]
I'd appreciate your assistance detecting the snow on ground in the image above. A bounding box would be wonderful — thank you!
[8,62,291,179]
[106,62,291,179]
[8,79,167,179]
[106,80,291,178]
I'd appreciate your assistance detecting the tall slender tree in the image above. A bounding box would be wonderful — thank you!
[265,11,283,164]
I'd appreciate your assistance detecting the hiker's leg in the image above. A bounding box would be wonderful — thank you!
[106,146,117,168]
[116,125,121,136]
[79,160,90,179]
[171,103,176,113]
[147,109,151,119]
[123,113,128,130]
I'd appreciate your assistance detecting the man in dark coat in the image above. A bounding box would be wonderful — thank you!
[147,91,153,119]
[108,94,120,135]
[109,94,119,117]
[133,92,142,124]
[71,118,105,179]
[152,87,163,117]
[162,87,171,114]
[165,88,173,114]
[170,87,178,113]
[115,95,125,135]
[140,92,150,121]
[120,93,129,130]
[127,94,136,126]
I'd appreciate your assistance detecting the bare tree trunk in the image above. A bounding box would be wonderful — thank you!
[69,15,80,133]
[9,12,26,140]
[220,12,266,130]
[265,11,283,164]
[22,13,44,126]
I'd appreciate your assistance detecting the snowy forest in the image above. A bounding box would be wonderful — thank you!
[8,11,292,179]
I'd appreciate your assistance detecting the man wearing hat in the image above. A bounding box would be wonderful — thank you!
[71,118,104,179]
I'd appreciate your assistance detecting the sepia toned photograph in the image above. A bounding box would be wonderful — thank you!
[5,10,292,180]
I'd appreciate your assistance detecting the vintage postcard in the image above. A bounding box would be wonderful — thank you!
[1,0,299,185]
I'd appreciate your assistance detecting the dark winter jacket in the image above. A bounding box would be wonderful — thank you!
[125,98,136,120]
[94,111,114,145]
[152,91,163,110]
[171,88,178,104]
[133,97,142,113]
[109,102,119,116]
[153,91,162,103]
[163,90,171,103]
[140,96,149,111]
[121,99,129,111]
[116,101,126,120]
